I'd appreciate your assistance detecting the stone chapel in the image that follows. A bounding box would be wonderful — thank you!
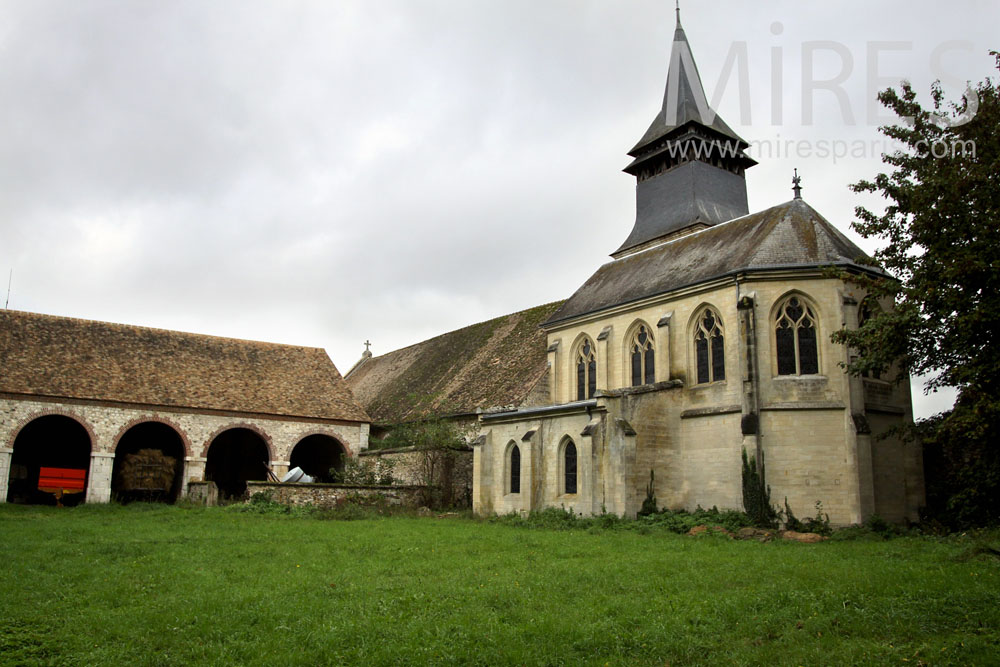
[1,12,924,524]
[347,13,925,525]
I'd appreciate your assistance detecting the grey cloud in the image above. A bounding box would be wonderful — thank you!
[1,0,995,420]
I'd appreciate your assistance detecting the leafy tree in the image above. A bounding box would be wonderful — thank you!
[371,418,474,508]
[832,52,1000,526]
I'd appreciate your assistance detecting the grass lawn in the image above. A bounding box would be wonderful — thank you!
[1,504,998,666]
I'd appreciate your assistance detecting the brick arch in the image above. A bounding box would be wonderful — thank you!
[200,423,275,461]
[5,408,97,453]
[111,416,193,458]
[286,429,352,461]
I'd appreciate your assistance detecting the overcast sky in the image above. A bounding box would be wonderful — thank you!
[2,1,996,419]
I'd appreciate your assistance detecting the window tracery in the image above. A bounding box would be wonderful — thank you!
[629,325,655,386]
[775,296,819,375]
[694,308,725,384]
[576,338,597,400]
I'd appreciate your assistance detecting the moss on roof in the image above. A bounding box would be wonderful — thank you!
[346,301,563,424]
[0,310,369,422]
[546,198,882,326]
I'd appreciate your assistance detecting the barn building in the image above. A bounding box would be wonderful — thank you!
[0,310,369,505]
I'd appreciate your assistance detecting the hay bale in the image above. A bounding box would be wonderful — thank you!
[119,449,176,492]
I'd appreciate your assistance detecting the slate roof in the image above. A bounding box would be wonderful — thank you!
[345,302,563,424]
[545,198,884,326]
[0,310,369,422]
[629,15,745,157]
[613,160,749,257]
[615,12,755,259]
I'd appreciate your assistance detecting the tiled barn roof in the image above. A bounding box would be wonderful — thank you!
[345,302,563,424]
[546,198,884,326]
[0,310,369,422]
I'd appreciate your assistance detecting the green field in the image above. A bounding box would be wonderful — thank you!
[1,504,998,666]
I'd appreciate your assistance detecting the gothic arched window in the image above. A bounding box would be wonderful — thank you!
[694,308,725,384]
[775,296,819,375]
[563,440,577,495]
[629,325,655,386]
[509,444,521,494]
[858,297,881,380]
[576,338,597,400]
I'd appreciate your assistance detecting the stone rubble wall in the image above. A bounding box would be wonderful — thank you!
[187,480,219,506]
[243,481,428,509]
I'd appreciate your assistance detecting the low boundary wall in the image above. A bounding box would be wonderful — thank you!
[250,481,429,508]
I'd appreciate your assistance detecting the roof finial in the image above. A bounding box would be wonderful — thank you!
[362,339,372,358]
[676,0,681,24]
[792,168,803,200]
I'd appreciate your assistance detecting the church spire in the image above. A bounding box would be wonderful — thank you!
[629,4,744,155]
[613,8,756,259]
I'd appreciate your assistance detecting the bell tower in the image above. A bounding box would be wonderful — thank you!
[613,7,756,258]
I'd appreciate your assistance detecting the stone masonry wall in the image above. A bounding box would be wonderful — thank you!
[476,409,597,517]
[243,481,428,509]
[1,397,367,503]
[359,447,473,507]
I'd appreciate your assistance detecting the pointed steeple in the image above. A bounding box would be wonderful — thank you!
[613,9,756,259]
[629,9,744,154]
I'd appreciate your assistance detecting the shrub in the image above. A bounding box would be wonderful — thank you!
[491,506,580,530]
[638,470,657,517]
[864,513,897,537]
[229,491,309,517]
[641,506,754,534]
[331,458,395,486]
[311,503,378,521]
[741,448,780,529]
[784,499,832,536]
[827,524,889,541]
[370,418,474,509]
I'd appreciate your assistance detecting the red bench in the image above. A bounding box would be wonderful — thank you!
[38,467,86,505]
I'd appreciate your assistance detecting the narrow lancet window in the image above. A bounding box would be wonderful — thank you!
[576,339,597,400]
[630,325,655,386]
[509,445,521,494]
[564,441,577,494]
